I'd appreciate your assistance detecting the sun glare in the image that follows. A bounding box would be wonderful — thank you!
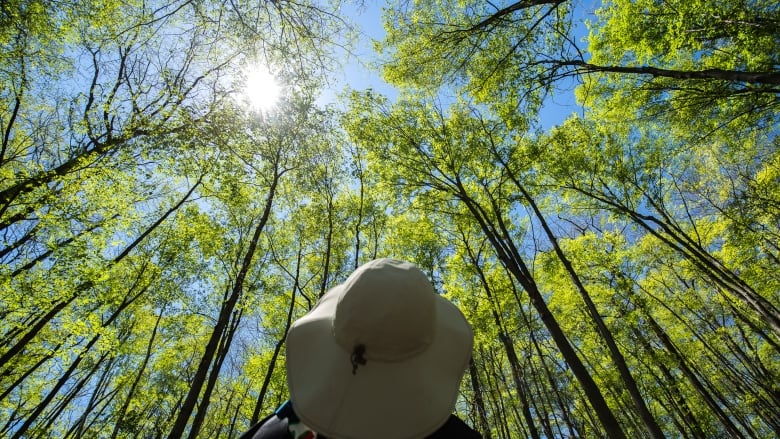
[244,66,281,112]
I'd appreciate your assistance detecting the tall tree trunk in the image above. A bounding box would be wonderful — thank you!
[645,314,746,438]
[350,144,366,270]
[0,176,202,372]
[631,326,706,439]
[468,357,493,439]
[167,170,279,439]
[520,296,579,438]
[0,136,117,210]
[250,250,300,424]
[186,306,243,439]
[522,187,664,438]
[227,387,249,438]
[455,183,627,438]
[1,92,22,166]
[9,216,116,278]
[570,184,780,339]
[9,283,147,438]
[59,351,119,438]
[483,347,519,439]
[461,237,540,439]
[318,195,334,298]
[354,171,364,270]
[11,337,107,438]
[494,142,665,438]
[111,307,165,439]
[0,343,61,404]
[0,222,38,260]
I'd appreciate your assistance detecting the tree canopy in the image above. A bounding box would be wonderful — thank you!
[1,0,778,437]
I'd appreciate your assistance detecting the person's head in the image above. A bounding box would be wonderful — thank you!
[285,258,474,439]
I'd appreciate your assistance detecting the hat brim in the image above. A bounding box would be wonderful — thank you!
[285,285,473,439]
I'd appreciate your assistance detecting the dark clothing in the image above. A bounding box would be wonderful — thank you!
[239,413,289,439]
[240,400,482,439]
[425,415,483,438]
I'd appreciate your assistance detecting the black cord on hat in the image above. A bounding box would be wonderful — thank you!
[351,344,367,375]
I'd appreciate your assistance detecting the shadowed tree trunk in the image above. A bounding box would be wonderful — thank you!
[0,176,202,373]
[111,307,165,439]
[468,357,493,439]
[167,168,281,439]
[497,157,665,438]
[186,305,244,439]
[250,244,303,424]
[454,180,628,438]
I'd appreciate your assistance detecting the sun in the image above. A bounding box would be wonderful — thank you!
[244,66,281,112]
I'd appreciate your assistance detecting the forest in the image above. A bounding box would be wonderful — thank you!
[1,0,778,437]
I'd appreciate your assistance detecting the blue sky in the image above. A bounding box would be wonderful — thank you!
[320,1,595,130]
[316,3,397,106]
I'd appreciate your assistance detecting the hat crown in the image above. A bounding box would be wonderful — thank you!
[333,258,436,362]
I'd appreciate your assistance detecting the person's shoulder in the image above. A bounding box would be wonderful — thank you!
[238,413,288,439]
[239,402,296,439]
[427,415,483,439]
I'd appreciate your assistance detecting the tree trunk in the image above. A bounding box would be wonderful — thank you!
[11,337,106,438]
[632,326,706,439]
[455,185,627,438]
[462,239,540,439]
[0,343,61,404]
[186,306,243,439]
[468,357,493,439]
[10,283,147,438]
[59,352,119,438]
[0,222,37,259]
[488,138,666,438]
[318,195,334,298]
[111,307,165,439]
[10,217,114,278]
[562,60,780,86]
[250,256,299,424]
[167,171,279,439]
[645,314,746,438]
[0,177,201,373]
[569,184,780,340]
[517,183,665,438]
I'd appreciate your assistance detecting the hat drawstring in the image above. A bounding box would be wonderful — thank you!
[351,344,367,375]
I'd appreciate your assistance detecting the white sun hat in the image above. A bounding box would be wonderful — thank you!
[285,258,474,439]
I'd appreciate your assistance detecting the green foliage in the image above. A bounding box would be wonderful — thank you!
[2,0,778,437]
[583,0,780,139]
[379,0,573,129]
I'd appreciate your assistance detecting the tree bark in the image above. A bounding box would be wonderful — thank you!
[186,306,243,439]
[512,180,665,439]
[0,177,201,372]
[111,307,165,439]
[561,60,780,86]
[167,169,280,439]
[454,183,627,438]
[468,357,493,439]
